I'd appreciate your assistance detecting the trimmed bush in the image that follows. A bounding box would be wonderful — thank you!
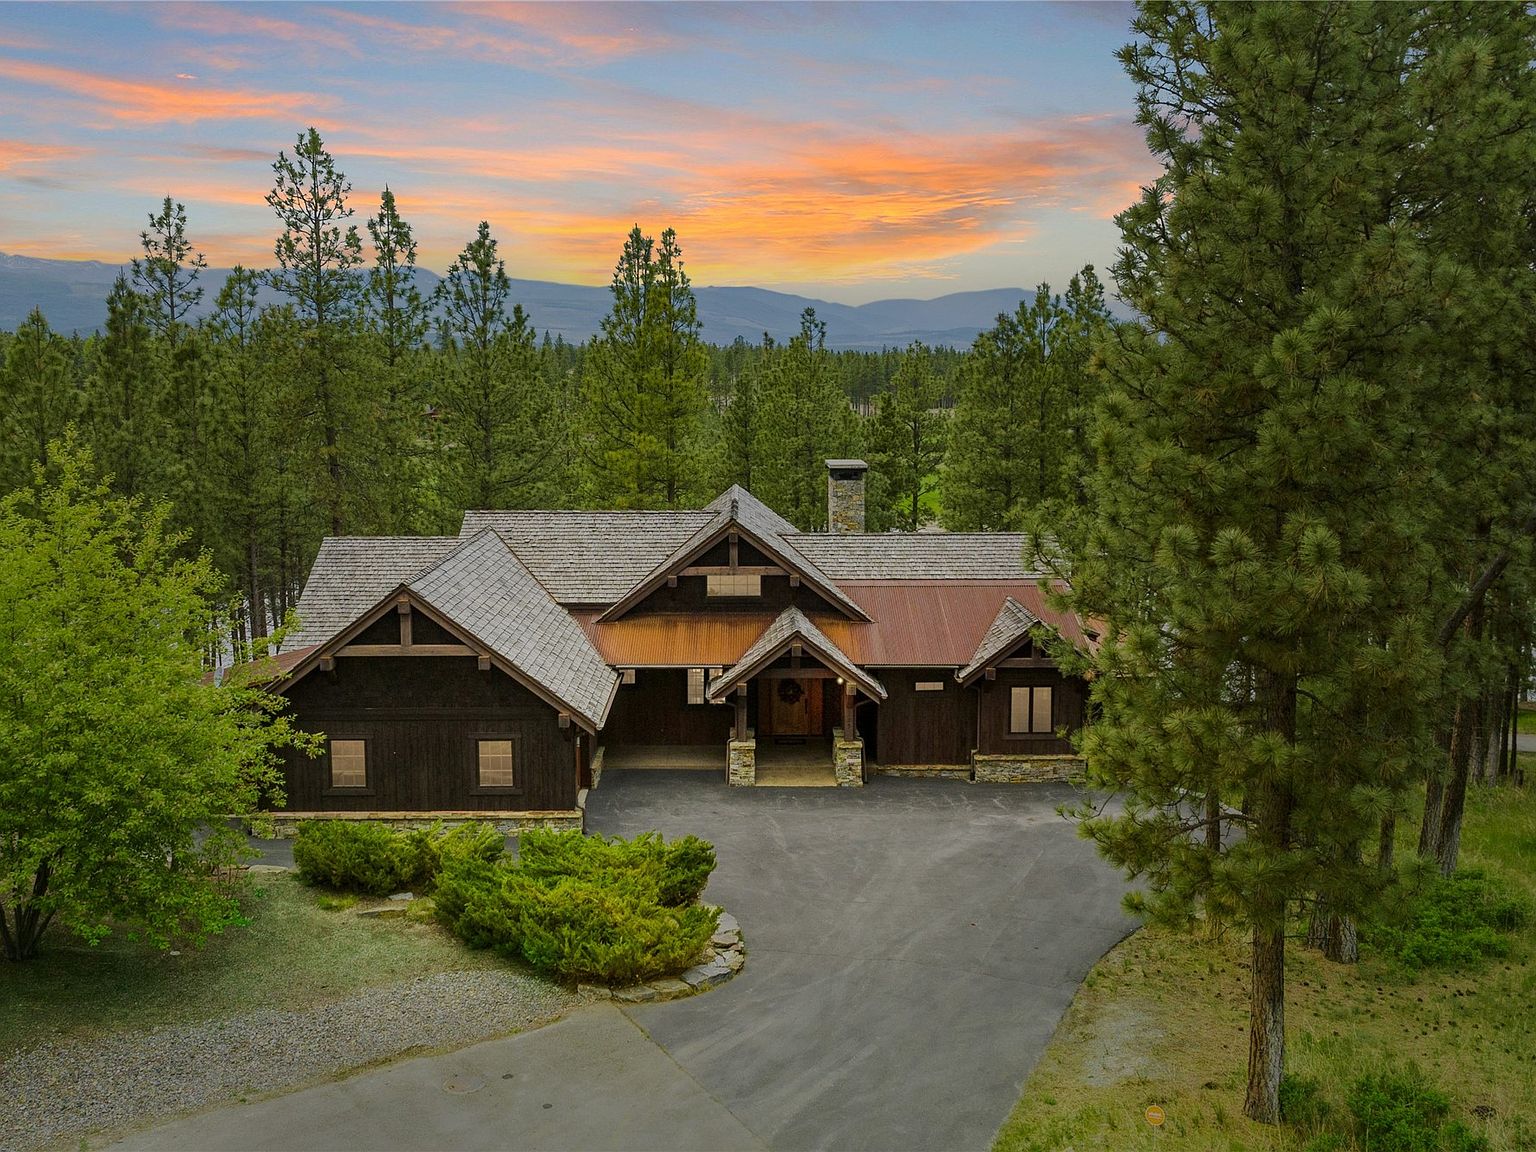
[293,820,504,897]
[433,829,720,984]
[1365,867,1531,970]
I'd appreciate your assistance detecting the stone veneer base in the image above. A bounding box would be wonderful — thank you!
[832,729,864,787]
[727,738,756,787]
[259,810,584,838]
[875,765,974,780]
[589,745,606,790]
[971,754,1085,784]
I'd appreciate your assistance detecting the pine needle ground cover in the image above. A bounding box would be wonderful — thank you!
[994,784,1536,1152]
[0,872,504,1054]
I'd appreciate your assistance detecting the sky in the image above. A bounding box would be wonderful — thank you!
[0,1,1157,305]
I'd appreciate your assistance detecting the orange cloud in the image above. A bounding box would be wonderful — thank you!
[0,139,88,176]
[0,57,329,125]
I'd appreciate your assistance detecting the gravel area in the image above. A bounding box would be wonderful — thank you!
[3,968,585,1152]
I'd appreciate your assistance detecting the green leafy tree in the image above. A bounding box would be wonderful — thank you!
[265,127,364,536]
[434,221,555,515]
[1053,2,1518,1123]
[867,342,946,531]
[0,309,76,492]
[579,225,708,509]
[0,439,311,962]
[754,309,855,528]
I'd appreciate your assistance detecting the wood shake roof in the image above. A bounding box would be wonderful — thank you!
[286,486,1088,695]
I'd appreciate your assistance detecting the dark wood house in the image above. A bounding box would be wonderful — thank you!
[270,462,1092,826]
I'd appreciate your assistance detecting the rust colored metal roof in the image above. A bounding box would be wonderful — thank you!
[577,580,1085,669]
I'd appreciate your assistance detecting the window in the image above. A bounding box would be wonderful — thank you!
[477,739,515,789]
[687,667,707,704]
[706,573,761,597]
[1009,685,1055,735]
[329,739,367,788]
[915,681,945,692]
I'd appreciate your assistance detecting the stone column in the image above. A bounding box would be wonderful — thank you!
[832,728,864,787]
[727,736,757,786]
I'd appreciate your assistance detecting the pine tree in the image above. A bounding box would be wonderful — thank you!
[867,342,946,531]
[944,269,1108,531]
[0,309,76,492]
[82,275,164,502]
[579,225,707,509]
[1053,2,1507,1123]
[754,309,855,528]
[361,186,432,532]
[131,196,206,349]
[434,221,552,516]
[713,334,769,492]
[265,127,364,536]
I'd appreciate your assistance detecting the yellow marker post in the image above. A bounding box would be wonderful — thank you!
[1145,1104,1166,1127]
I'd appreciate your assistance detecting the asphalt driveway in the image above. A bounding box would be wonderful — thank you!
[114,774,1134,1152]
[587,773,1135,1151]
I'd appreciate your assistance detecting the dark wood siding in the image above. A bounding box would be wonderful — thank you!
[602,669,735,746]
[627,573,843,617]
[975,668,1084,756]
[276,655,575,812]
[874,669,975,766]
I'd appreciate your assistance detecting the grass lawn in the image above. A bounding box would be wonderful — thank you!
[0,872,501,1054]
[1517,706,1536,736]
[994,780,1536,1152]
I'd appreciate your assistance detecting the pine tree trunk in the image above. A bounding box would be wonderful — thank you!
[1432,598,1487,875]
[1206,789,1222,853]
[1378,812,1396,871]
[1244,922,1286,1124]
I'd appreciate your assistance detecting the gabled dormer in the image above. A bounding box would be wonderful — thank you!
[596,487,869,622]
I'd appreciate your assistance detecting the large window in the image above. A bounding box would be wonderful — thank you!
[1008,685,1055,735]
[687,667,707,704]
[477,739,515,789]
[706,573,761,598]
[329,738,367,788]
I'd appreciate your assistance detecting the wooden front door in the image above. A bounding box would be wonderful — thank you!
[763,677,818,736]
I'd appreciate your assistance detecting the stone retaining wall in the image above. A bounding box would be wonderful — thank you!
[727,737,756,787]
[261,810,585,838]
[971,754,1084,784]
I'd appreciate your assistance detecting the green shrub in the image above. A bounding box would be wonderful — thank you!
[293,821,418,896]
[293,820,505,897]
[1365,867,1532,970]
[1347,1065,1488,1152]
[1280,1073,1332,1136]
[433,829,720,984]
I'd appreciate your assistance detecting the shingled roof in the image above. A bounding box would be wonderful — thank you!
[408,530,618,729]
[955,597,1042,686]
[707,606,886,703]
[458,510,711,604]
[785,533,1042,581]
[283,537,461,652]
[596,487,868,622]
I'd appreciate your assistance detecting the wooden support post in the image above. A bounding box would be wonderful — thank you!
[397,598,412,648]
[734,692,748,741]
[729,532,739,571]
[477,655,492,671]
[843,682,856,734]
[790,642,802,669]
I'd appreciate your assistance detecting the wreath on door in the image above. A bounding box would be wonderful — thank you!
[776,679,805,705]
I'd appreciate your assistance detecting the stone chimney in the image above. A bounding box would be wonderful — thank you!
[826,459,868,533]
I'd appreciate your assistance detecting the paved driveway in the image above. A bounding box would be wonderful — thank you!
[115,774,1133,1152]
[586,772,1135,1151]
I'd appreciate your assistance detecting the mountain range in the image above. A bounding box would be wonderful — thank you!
[0,252,1032,351]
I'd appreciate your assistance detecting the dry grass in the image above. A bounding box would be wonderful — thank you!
[994,782,1536,1151]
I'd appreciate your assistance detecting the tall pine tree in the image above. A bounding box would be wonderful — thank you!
[867,342,946,531]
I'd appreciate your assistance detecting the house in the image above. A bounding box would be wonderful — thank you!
[268,462,1092,831]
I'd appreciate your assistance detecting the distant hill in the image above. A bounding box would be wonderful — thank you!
[0,252,1032,351]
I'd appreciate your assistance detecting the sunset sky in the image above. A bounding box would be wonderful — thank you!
[0,1,1155,304]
